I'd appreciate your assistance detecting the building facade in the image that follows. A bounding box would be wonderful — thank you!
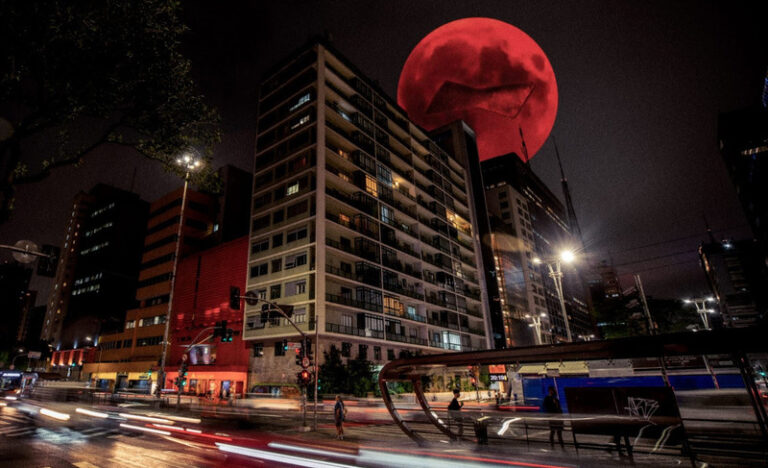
[164,236,249,398]
[699,238,767,328]
[243,42,491,386]
[83,187,217,391]
[482,154,593,345]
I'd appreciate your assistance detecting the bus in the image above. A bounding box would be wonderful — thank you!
[0,370,37,398]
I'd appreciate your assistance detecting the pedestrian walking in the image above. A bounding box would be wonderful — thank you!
[334,395,347,440]
[543,386,564,448]
[448,388,464,436]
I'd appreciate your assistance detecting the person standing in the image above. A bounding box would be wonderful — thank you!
[334,395,346,440]
[543,386,564,448]
[448,388,464,436]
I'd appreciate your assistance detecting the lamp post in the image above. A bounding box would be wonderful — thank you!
[533,250,576,342]
[684,297,715,330]
[158,152,203,396]
[525,312,547,345]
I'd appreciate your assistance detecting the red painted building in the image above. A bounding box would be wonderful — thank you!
[166,236,249,397]
[50,347,97,377]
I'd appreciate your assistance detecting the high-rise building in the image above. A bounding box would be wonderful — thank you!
[430,121,506,349]
[699,238,767,328]
[41,191,93,345]
[718,106,768,266]
[82,187,217,391]
[243,41,491,385]
[41,185,148,349]
[482,154,592,344]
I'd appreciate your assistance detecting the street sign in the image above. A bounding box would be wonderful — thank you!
[244,290,260,306]
[26,351,41,359]
[301,356,310,368]
[288,342,302,349]
[490,374,508,381]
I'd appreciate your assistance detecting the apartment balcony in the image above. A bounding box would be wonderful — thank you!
[325,238,379,263]
[387,333,428,347]
[428,341,467,352]
[466,326,486,336]
[460,288,481,301]
[325,322,384,339]
[326,187,378,218]
[382,256,422,281]
[379,192,416,221]
[326,293,382,313]
[383,281,424,301]
[381,236,419,260]
[383,306,426,324]
[326,211,378,240]
[427,317,460,331]
[325,264,381,288]
[425,294,456,310]
[380,215,417,240]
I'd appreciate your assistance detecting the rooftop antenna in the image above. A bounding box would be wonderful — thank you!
[552,137,583,244]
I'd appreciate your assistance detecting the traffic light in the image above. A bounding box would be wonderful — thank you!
[229,286,240,310]
[213,321,228,339]
[178,360,189,389]
[282,339,288,351]
[222,328,234,343]
[297,369,312,386]
[295,340,305,366]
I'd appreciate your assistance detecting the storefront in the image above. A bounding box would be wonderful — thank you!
[166,369,247,399]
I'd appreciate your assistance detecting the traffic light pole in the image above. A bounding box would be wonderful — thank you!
[234,294,312,431]
[176,326,215,410]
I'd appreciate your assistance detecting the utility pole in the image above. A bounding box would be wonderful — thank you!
[634,274,655,335]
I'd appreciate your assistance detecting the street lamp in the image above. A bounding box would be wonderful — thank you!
[525,312,547,345]
[158,150,203,395]
[683,297,716,330]
[533,249,577,342]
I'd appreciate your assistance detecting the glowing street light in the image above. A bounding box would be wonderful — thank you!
[532,249,578,342]
[683,296,716,330]
[158,150,204,394]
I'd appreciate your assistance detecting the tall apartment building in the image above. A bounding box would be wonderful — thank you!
[41,185,148,349]
[482,154,592,345]
[83,187,216,391]
[244,41,490,385]
[699,238,766,328]
[41,191,93,345]
[718,106,768,268]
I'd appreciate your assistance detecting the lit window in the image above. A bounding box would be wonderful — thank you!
[365,175,378,197]
[290,115,310,130]
[286,181,300,196]
[289,93,311,112]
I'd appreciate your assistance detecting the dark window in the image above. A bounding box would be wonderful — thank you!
[141,253,174,269]
[252,215,270,231]
[287,200,308,218]
[250,263,268,278]
[286,227,308,243]
[499,201,509,209]
[251,238,270,255]
[274,341,285,356]
[271,259,282,273]
[358,344,368,360]
[137,273,171,288]
[185,217,208,230]
[253,193,272,211]
[136,336,163,347]
[143,234,177,252]
[146,216,180,235]
[498,191,507,199]
[253,343,264,357]
[387,349,395,360]
[270,284,281,299]
[374,346,381,360]
[341,342,351,357]
[272,209,285,224]
[272,233,283,248]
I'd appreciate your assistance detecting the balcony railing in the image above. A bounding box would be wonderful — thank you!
[326,187,378,218]
[387,334,428,346]
[326,293,382,313]
[326,238,379,263]
[382,237,418,260]
[383,306,427,324]
[326,211,378,239]
[383,282,424,301]
[326,264,380,288]
[326,322,384,339]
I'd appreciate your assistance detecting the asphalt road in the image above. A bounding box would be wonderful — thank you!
[1,399,764,468]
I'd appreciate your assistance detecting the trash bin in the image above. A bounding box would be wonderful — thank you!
[474,416,490,444]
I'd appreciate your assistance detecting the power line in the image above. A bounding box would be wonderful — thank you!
[613,249,697,268]
[605,224,750,257]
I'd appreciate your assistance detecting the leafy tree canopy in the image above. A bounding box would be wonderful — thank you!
[0,0,220,221]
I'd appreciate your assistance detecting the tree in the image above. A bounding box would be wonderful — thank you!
[347,354,375,397]
[318,345,348,395]
[0,0,220,221]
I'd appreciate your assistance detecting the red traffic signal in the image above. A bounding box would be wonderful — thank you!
[298,369,312,386]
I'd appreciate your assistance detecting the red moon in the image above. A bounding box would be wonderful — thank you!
[398,18,558,162]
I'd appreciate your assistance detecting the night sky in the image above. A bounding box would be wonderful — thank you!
[1,1,766,305]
